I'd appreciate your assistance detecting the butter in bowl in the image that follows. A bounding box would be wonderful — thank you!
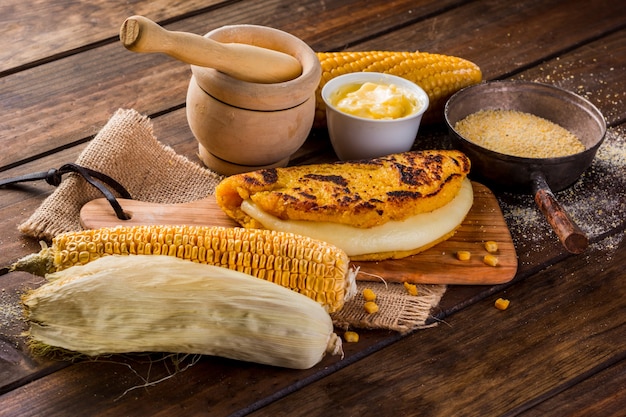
[321,72,429,160]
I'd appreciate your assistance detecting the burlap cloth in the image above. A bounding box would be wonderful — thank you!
[18,108,446,333]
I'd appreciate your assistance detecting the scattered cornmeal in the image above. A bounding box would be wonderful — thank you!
[494,298,510,310]
[484,240,498,253]
[483,254,499,267]
[362,288,376,302]
[454,109,585,158]
[403,282,418,296]
[364,301,379,314]
[456,250,471,261]
[344,331,359,343]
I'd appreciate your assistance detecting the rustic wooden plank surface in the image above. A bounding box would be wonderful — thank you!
[246,234,626,417]
[514,28,626,127]
[352,0,626,83]
[0,0,229,73]
[518,358,626,417]
[1,0,625,415]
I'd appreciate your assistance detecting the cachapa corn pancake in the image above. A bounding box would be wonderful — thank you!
[215,151,473,261]
[216,150,471,229]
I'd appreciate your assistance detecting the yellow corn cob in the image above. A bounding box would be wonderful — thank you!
[12,225,357,313]
[314,51,482,126]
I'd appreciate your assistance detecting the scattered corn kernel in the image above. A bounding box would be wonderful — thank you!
[364,301,379,314]
[456,250,471,261]
[403,282,418,296]
[362,288,376,302]
[344,331,359,343]
[483,254,499,267]
[484,241,499,253]
[494,298,510,310]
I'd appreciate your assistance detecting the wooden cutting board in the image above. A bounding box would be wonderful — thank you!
[80,182,518,285]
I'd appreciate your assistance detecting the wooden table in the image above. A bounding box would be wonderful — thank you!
[1,0,624,415]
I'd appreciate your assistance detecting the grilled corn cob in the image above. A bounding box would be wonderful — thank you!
[22,255,344,369]
[314,51,482,126]
[12,225,357,313]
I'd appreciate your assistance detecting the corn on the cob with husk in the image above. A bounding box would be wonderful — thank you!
[22,255,344,369]
[11,225,356,313]
[314,51,482,126]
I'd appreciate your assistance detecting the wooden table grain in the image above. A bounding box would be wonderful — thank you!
[1,0,625,416]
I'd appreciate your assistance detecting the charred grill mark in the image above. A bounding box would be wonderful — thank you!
[331,187,353,196]
[396,164,433,186]
[260,169,278,184]
[421,174,460,197]
[242,175,266,189]
[298,191,317,200]
[386,173,461,202]
[354,201,377,212]
[335,194,362,206]
[282,193,321,213]
[424,174,461,198]
[278,193,298,202]
[242,175,264,187]
[303,174,348,187]
[448,154,470,172]
[394,153,455,185]
[460,155,471,172]
[387,190,423,200]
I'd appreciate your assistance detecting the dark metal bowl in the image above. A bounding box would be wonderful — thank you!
[444,81,606,193]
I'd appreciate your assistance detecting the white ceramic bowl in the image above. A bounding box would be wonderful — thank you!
[321,72,429,160]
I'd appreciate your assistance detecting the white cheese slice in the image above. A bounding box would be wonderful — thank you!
[240,178,474,257]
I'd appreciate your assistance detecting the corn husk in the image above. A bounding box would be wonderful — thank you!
[22,255,343,369]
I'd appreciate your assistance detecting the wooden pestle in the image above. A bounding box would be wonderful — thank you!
[119,16,303,83]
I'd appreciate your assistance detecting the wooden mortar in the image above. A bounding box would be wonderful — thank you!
[186,25,321,175]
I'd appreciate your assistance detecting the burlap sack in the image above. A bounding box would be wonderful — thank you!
[18,108,446,332]
[19,109,224,239]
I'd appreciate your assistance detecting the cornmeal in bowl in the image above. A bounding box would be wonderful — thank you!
[454,109,585,158]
